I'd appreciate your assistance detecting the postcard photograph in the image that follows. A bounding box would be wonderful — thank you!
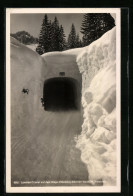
[6,8,121,193]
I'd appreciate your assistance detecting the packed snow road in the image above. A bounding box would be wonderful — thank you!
[11,110,88,185]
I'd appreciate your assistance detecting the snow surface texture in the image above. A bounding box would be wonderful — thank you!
[11,37,48,150]
[42,50,82,82]
[76,27,116,185]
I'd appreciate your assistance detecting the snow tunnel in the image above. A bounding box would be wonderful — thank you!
[43,77,81,111]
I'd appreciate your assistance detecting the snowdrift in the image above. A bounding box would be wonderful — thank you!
[76,27,116,185]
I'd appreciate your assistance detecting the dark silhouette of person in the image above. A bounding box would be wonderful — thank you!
[22,88,29,94]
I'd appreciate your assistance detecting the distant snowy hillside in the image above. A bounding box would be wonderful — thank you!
[11,31,38,45]
[76,27,117,185]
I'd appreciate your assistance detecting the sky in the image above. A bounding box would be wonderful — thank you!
[10,13,116,39]
[10,14,84,39]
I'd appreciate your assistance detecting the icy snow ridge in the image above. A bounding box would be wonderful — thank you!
[76,27,117,185]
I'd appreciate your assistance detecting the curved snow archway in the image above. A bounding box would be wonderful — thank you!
[43,77,81,111]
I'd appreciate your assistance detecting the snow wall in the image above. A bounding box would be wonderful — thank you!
[76,27,116,185]
[11,37,47,145]
[42,51,81,82]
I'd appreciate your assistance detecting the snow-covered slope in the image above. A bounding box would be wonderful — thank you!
[26,44,38,51]
[76,27,117,185]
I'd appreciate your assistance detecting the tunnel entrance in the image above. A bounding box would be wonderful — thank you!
[43,77,80,111]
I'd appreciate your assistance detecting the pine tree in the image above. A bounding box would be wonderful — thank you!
[36,15,67,54]
[75,34,82,48]
[36,14,52,54]
[59,25,66,51]
[51,17,60,51]
[36,44,44,55]
[81,13,115,46]
[46,20,53,52]
[67,24,77,49]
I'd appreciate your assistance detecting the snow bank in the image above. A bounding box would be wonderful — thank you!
[76,27,116,185]
[42,47,83,57]
[77,27,116,92]
[11,37,47,138]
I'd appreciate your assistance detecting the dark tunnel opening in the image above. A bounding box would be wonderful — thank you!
[43,77,81,111]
